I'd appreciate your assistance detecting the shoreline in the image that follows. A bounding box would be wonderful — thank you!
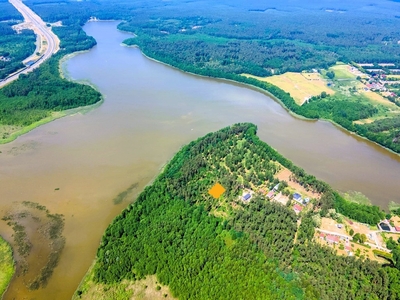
[0,48,104,145]
[122,42,400,157]
[0,99,104,145]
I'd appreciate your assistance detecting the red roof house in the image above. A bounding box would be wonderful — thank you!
[293,204,303,214]
[326,235,340,244]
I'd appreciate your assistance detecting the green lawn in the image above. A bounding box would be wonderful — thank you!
[328,64,357,80]
[0,236,14,297]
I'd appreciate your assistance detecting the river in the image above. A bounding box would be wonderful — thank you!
[1,21,400,299]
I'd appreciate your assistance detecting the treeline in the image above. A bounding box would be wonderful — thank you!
[0,2,101,128]
[123,34,400,153]
[15,0,400,152]
[118,4,400,74]
[333,192,385,225]
[85,123,400,300]
[0,0,36,79]
[0,55,101,126]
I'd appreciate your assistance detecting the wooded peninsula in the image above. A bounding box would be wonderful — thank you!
[75,123,400,300]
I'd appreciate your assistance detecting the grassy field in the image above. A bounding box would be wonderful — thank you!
[243,72,335,105]
[74,263,175,300]
[360,90,398,107]
[0,236,15,297]
[328,63,358,80]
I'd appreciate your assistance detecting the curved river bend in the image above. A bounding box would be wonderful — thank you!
[1,21,400,299]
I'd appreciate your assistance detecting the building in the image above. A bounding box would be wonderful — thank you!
[243,193,251,201]
[267,191,275,199]
[293,204,303,214]
[293,193,302,203]
[379,222,391,232]
[273,183,280,192]
[326,234,340,244]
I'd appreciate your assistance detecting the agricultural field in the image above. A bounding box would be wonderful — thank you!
[360,89,398,107]
[327,63,358,80]
[387,75,400,80]
[243,72,335,105]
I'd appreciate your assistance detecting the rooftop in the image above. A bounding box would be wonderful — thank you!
[243,193,251,201]
[326,235,340,243]
[293,193,301,200]
[293,204,303,212]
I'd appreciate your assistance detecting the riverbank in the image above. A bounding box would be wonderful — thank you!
[122,41,400,157]
[0,236,15,298]
[0,99,104,145]
[0,50,104,145]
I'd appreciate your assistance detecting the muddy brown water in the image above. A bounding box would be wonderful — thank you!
[1,21,400,299]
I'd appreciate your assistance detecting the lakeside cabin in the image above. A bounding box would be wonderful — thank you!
[293,204,303,214]
[293,193,302,203]
[243,193,252,202]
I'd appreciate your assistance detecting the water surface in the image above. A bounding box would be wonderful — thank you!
[1,21,400,299]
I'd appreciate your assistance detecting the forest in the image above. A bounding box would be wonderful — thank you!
[0,2,101,130]
[113,0,400,153]
[75,123,400,300]
[0,0,36,80]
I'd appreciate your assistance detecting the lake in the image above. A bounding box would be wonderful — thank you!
[1,21,400,299]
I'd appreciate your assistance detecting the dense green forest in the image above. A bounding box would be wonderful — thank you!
[0,0,36,79]
[0,3,101,132]
[76,123,399,300]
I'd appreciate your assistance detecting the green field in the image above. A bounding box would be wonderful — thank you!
[327,63,357,80]
[0,236,14,297]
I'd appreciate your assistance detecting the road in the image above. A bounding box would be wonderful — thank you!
[317,228,390,252]
[0,0,60,88]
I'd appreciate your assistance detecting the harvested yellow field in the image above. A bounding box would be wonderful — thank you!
[360,90,398,107]
[387,75,400,80]
[354,118,377,125]
[243,72,335,105]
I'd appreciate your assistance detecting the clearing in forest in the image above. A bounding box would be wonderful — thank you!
[328,64,358,80]
[275,167,320,199]
[243,72,334,105]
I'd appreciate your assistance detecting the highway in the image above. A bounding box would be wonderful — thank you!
[0,0,60,88]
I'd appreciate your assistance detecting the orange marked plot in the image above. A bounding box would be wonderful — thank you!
[208,183,226,199]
